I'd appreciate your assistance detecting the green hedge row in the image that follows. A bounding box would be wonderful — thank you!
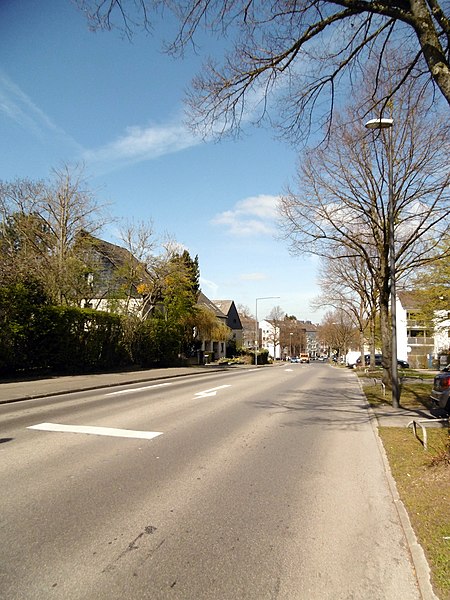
[0,283,180,376]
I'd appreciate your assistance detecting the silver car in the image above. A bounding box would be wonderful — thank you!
[430,365,450,413]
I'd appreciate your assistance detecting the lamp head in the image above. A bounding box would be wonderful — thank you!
[365,117,393,130]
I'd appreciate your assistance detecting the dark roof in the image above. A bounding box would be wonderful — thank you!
[213,300,233,314]
[297,320,318,332]
[79,232,145,272]
[198,291,227,319]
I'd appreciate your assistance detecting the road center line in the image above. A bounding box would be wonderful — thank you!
[27,423,163,440]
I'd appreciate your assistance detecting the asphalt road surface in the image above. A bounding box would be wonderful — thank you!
[0,363,422,599]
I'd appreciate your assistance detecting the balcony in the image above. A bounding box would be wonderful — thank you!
[407,336,434,347]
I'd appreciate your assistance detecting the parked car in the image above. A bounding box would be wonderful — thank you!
[356,354,409,368]
[290,356,299,363]
[356,354,382,366]
[430,365,450,413]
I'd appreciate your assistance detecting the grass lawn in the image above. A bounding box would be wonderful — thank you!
[358,367,435,410]
[378,427,449,600]
[357,369,449,599]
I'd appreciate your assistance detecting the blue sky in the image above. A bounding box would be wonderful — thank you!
[0,0,323,321]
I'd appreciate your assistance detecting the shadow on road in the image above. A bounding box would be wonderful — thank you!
[249,386,376,431]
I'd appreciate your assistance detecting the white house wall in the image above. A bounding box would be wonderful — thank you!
[396,297,409,363]
[433,312,450,355]
[259,319,281,359]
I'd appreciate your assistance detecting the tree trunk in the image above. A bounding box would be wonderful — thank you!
[411,0,450,106]
[379,289,392,390]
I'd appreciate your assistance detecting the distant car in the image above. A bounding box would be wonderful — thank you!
[355,354,409,368]
[356,354,382,366]
[299,353,310,364]
[430,365,450,413]
[290,357,299,363]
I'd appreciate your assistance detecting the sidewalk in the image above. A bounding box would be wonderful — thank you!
[369,402,448,428]
[0,365,227,404]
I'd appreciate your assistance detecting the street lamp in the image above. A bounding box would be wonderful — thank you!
[255,296,280,366]
[365,117,399,408]
[289,332,293,359]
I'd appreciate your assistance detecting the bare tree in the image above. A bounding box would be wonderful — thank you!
[279,75,450,391]
[280,316,308,358]
[318,309,358,360]
[236,303,253,319]
[0,164,110,303]
[115,218,156,316]
[314,253,379,366]
[77,0,450,141]
[265,305,285,357]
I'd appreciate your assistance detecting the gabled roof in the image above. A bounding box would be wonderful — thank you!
[213,300,233,314]
[197,291,227,319]
[240,315,257,328]
[78,232,150,278]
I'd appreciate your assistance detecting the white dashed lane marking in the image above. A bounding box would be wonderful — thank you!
[27,423,163,440]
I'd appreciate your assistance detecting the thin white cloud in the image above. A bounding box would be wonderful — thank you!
[0,70,82,151]
[82,121,201,166]
[0,71,202,170]
[200,277,219,297]
[211,194,280,236]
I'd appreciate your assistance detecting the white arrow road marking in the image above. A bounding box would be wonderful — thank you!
[27,423,163,440]
[106,383,172,396]
[285,368,294,372]
[194,385,231,398]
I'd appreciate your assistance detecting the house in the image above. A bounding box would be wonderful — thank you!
[213,300,243,350]
[78,232,151,318]
[297,320,319,359]
[279,318,319,359]
[239,315,258,351]
[397,291,450,368]
[196,292,229,362]
[259,319,281,359]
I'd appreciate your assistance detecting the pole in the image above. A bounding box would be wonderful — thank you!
[255,299,258,366]
[365,117,399,408]
[388,125,400,408]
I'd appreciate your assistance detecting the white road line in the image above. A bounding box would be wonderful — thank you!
[106,383,172,396]
[194,385,231,398]
[27,423,163,440]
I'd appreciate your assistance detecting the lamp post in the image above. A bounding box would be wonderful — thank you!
[365,117,399,408]
[255,296,280,366]
[289,332,293,359]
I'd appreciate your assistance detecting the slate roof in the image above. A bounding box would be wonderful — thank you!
[197,291,228,319]
[213,300,233,314]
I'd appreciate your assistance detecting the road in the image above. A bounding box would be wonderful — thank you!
[0,363,421,599]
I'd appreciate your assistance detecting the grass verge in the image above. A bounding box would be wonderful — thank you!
[364,381,435,410]
[357,369,449,598]
[378,427,449,599]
